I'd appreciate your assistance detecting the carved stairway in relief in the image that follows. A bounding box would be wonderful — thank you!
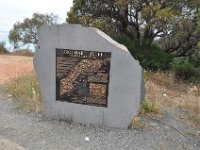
[59,59,107,97]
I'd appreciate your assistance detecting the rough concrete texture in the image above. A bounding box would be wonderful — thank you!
[34,24,145,128]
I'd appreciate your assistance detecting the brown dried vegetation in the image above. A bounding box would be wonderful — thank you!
[144,71,200,126]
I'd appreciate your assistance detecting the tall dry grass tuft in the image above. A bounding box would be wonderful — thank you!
[6,71,42,112]
[140,72,164,115]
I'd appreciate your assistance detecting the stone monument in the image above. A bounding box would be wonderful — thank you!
[34,24,145,128]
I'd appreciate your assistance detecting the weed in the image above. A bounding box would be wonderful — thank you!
[5,71,42,112]
[128,115,144,129]
[186,131,196,137]
[140,99,160,114]
[187,114,200,127]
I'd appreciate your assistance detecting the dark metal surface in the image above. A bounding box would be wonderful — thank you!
[56,49,111,107]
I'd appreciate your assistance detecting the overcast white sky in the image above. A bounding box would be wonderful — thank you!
[0,0,73,48]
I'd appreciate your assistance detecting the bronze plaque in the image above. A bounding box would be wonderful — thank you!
[56,49,111,107]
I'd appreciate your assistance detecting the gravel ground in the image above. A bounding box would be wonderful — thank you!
[0,90,200,150]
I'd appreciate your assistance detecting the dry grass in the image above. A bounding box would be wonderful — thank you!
[5,71,42,112]
[140,98,161,114]
[144,71,200,126]
[11,49,34,57]
[128,114,144,129]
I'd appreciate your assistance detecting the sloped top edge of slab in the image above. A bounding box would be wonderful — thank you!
[94,28,129,53]
[40,24,130,53]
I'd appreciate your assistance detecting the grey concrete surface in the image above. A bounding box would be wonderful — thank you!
[34,24,145,128]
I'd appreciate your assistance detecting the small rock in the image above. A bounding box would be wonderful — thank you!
[163,93,167,97]
[85,137,89,142]
[197,131,200,135]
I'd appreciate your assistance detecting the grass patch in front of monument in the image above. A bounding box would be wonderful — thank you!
[140,98,161,114]
[128,115,144,129]
[5,71,42,112]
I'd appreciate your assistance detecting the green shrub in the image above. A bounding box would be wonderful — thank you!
[0,41,9,54]
[171,58,200,82]
[189,48,200,67]
[117,35,139,58]
[140,45,174,70]
[117,36,174,71]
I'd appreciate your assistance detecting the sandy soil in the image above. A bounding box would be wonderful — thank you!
[0,55,33,85]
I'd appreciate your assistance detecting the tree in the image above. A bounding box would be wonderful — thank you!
[158,18,200,57]
[9,22,21,49]
[67,0,200,56]
[0,41,8,54]
[9,12,58,48]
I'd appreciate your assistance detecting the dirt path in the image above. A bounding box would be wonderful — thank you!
[0,55,33,85]
[0,55,200,149]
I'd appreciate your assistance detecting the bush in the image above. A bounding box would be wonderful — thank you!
[11,49,34,57]
[140,45,174,70]
[189,47,200,67]
[116,35,139,57]
[0,41,9,54]
[171,58,200,82]
[117,36,174,71]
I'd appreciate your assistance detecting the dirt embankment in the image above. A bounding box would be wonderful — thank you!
[0,55,33,85]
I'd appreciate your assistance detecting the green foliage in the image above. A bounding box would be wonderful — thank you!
[67,0,200,57]
[197,11,200,32]
[0,41,9,54]
[140,99,160,114]
[156,17,199,58]
[67,0,200,73]
[92,18,120,39]
[117,36,174,71]
[171,58,200,82]
[66,0,200,75]
[66,11,80,24]
[189,48,200,67]
[9,13,58,48]
[140,45,174,71]
[8,24,21,49]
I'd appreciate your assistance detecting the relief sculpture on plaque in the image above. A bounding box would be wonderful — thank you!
[56,49,111,107]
